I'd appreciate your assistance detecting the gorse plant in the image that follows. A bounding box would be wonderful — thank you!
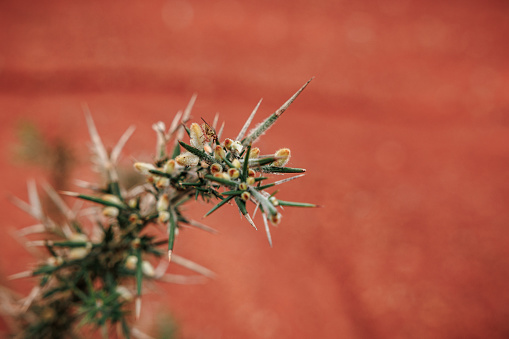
[2,79,316,338]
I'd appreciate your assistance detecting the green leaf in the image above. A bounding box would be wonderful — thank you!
[234,197,248,216]
[148,169,172,178]
[277,200,317,208]
[235,197,257,230]
[256,183,275,190]
[248,187,278,216]
[247,156,279,167]
[51,240,91,248]
[203,195,234,217]
[204,174,238,187]
[135,249,142,297]
[168,208,177,255]
[65,193,127,210]
[121,318,131,339]
[171,143,181,159]
[108,181,122,200]
[221,190,243,196]
[242,78,313,146]
[241,144,251,181]
[257,166,306,174]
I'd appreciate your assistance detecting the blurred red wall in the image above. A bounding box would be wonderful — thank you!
[1,0,509,338]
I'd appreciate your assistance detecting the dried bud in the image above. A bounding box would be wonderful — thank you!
[134,162,156,175]
[142,261,155,278]
[175,152,200,166]
[190,123,205,150]
[157,194,170,212]
[273,148,291,167]
[249,147,260,159]
[214,145,226,160]
[232,159,241,168]
[210,163,222,174]
[125,255,138,270]
[102,206,119,218]
[228,168,240,179]
[241,191,251,201]
[163,159,176,174]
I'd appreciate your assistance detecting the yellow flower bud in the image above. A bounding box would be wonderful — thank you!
[128,198,138,209]
[131,238,141,249]
[158,211,170,223]
[270,212,282,225]
[156,177,170,188]
[214,145,226,160]
[210,163,222,174]
[232,159,241,168]
[239,182,248,191]
[68,245,91,260]
[125,255,138,270]
[134,162,156,175]
[273,148,291,167]
[246,177,255,185]
[228,168,240,179]
[241,191,251,201]
[250,147,260,159]
[128,214,140,224]
[102,206,119,218]
[224,138,234,150]
[47,256,63,267]
[157,194,170,212]
[248,169,256,177]
[222,173,231,180]
[269,196,279,206]
[163,159,176,174]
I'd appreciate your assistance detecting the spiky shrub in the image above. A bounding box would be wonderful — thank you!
[2,79,316,338]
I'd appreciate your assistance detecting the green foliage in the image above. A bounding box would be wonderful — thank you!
[2,79,316,338]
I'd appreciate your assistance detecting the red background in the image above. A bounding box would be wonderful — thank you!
[1,0,509,338]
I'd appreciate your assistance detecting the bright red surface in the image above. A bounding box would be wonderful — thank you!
[1,1,509,338]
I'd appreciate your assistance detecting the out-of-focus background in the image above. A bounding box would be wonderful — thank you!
[1,0,509,338]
